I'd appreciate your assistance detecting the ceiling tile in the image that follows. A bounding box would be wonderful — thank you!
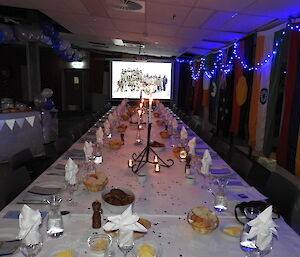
[195,0,255,12]
[183,8,214,28]
[200,29,245,42]
[193,40,226,49]
[201,11,235,29]
[105,8,145,21]
[88,17,116,31]
[242,0,300,19]
[187,47,210,55]
[113,19,145,34]
[150,0,198,7]
[176,27,206,41]
[79,0,108,17]
[220,14,275,33]
[146,3,191,25]
[147,23,178,37]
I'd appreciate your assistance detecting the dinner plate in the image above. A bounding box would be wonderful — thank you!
[35,181,65,189]
[0,227,19,241]
[40,248,80,257]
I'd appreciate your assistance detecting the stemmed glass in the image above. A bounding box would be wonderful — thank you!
[65,182,78,206]
[117,231,134,257]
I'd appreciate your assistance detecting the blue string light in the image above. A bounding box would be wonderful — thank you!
[175,22,297,80]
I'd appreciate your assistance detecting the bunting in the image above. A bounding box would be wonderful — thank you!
[16,118,25,128]
[5,119,15,130]
[25,116,35,127]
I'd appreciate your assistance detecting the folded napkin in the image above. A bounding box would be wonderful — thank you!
[247,206,278,251]
[200,149,212,175]
[17,205,42,246]
[65,158,79,185]
[188,137,196,155]
[96,127,104,144]
[180,126,188,141]
[104,120,110,134]
[172,119,178,130]
[83,141,93,159]
[103,205,147,247]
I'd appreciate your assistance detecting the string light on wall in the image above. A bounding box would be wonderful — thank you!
[175,21,298,80]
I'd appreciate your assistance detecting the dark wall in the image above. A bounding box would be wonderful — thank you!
[89,52,105,94]
[0,45,26,99]
[39,48,63,109]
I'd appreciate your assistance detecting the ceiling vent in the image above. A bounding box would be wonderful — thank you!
[106,0,145,13]
[123,40,145,48]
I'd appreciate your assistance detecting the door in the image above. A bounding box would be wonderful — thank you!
[64,69,85,111]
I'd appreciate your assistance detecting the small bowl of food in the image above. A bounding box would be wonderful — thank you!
[187,206,219,234]
[108,140,122,150]
[172,146,183,158]
[102,187,135,214]
[155,120,164,126]
[134,240,162,257]
[153,112,160,118]
[121,114,130,121]
[83,171,108,192]
[87,233,112,255]
[160,131,171,139]
[117,124,128,133]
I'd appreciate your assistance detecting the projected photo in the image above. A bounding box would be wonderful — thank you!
[112,61,172,99]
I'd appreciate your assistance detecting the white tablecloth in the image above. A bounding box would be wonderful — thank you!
[1,108,299,257]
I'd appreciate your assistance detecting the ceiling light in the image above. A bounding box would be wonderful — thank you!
[112,38,124,46]
[71,61,84,69]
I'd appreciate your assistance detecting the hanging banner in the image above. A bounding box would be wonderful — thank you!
[5,119,15,130]
[25,116,35,127]
[0,120,5,131]
[16,118,25,128]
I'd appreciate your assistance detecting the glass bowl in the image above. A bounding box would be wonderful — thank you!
[87,233,112,254]
[134,240,162,257]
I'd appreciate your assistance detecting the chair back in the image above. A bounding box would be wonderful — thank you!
[10,148,34,169]
[230,149,253,180]
[265,172,299,224]
[247,162,271,194]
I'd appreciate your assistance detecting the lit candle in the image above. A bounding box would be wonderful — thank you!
[154,163,160,172]
[149,85,153,124]
[153,155,158,163]
[128,159,133,167]
[141,99,145,103]
[139,102,143,109]
[138,109,142,116]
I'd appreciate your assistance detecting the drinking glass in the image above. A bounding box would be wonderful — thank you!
[240,224,273,257]
[117,231,134,257]
[65,182,78,206]
[19,235,43,257]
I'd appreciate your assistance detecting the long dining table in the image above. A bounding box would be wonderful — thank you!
[0,104,299,257]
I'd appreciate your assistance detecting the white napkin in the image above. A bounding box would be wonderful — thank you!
[180,126,188,141]
[65,158,79,185]
[17,205,42,245]
[200,149,212,175]
[188,137,196,155]
[103,205,147,247]
[247,206,278,251]
[83,141,93,159]
[104,120,110,134]
[96,127,104,144]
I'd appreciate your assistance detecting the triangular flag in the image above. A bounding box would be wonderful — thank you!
[16,118,25,128]
[25,116,35,127]
[0,120,5,131]
[5,119,15,130]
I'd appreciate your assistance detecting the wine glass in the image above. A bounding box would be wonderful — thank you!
[117,232,134,257]
[240,224,274,257]
[65,182,78,206]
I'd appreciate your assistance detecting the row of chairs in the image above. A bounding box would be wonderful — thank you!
[0,102,114,211]
[170,104,300,232]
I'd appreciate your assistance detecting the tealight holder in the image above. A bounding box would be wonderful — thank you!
[128,159,133,168]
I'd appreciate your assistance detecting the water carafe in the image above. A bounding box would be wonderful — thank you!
[46,195,64,238]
